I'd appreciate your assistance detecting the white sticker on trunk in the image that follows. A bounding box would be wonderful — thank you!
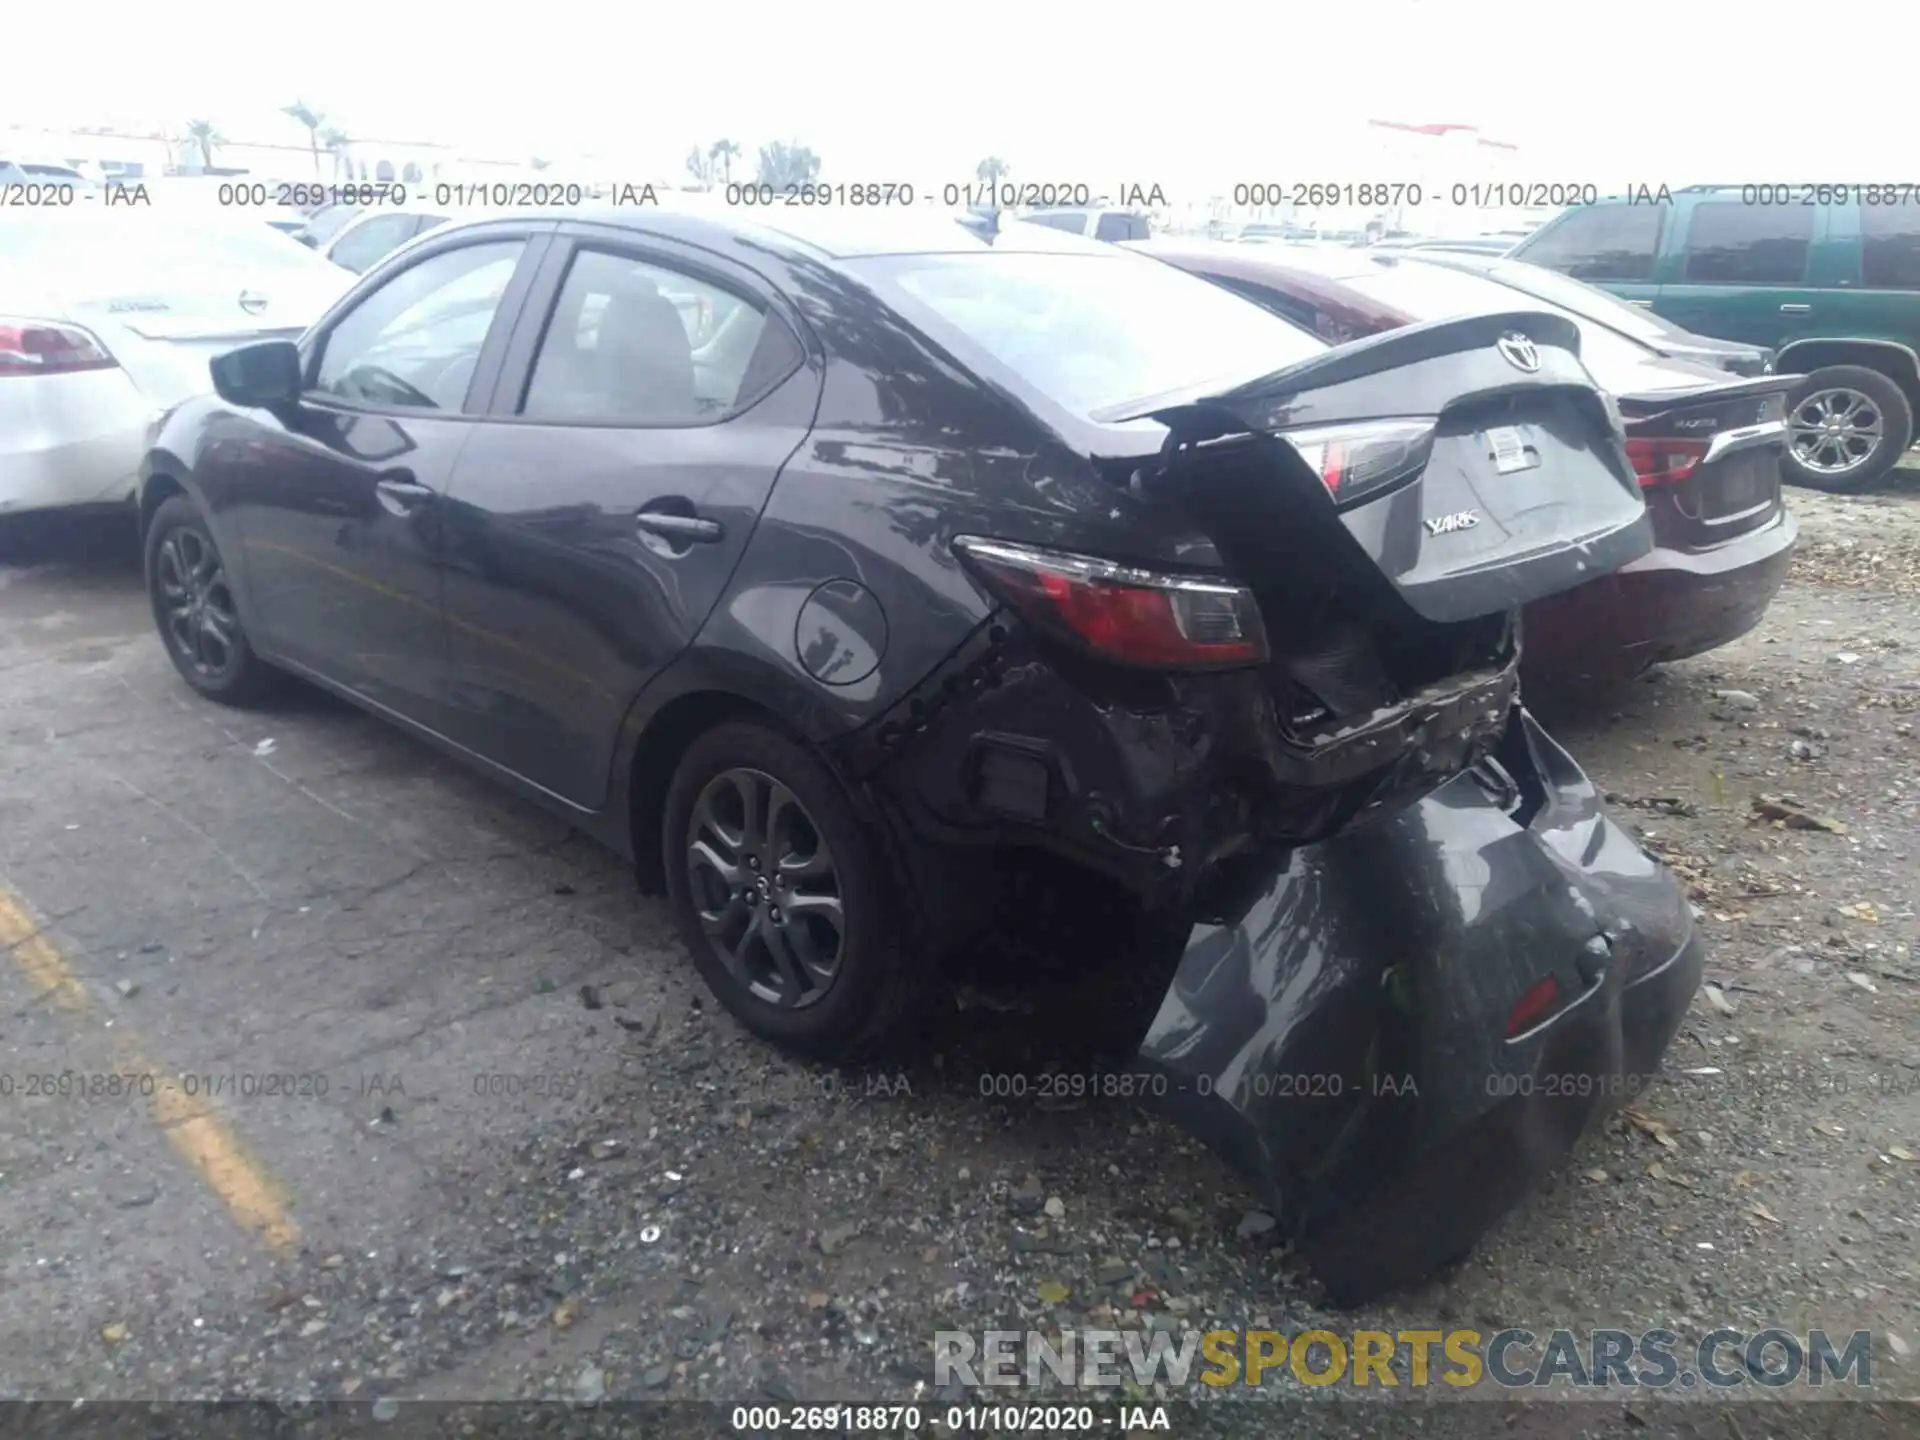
[1485,426,1537,475]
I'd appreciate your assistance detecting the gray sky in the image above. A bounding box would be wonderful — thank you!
[13,0,1909,189]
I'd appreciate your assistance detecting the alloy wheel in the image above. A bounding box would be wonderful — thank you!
[1790,388,1885,477]
[684,766,845,1009]
[155,527,242,680]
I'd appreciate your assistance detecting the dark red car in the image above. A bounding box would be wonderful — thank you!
[1130,240,1800,686]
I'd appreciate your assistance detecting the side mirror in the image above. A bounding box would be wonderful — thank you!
[210,340,302,408]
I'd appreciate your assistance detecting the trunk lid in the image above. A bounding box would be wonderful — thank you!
[1099,309,1653,626]
[64,267,344,408]
[1616,372,1793,547]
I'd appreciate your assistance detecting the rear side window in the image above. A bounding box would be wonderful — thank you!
[520,247,800,425]
[1681,203,1814,284]
[1515,203,1663,282]
[1861,202,1920,290]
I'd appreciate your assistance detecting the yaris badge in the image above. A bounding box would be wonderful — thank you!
[1496,332,1540,372]
[1424,510,1482,536]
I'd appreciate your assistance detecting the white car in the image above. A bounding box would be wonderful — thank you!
[1,211,354,517]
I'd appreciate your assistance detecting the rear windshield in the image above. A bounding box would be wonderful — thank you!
[1470,260,1674,343]
[1337,261,1656,376]
[856,250,1325,417]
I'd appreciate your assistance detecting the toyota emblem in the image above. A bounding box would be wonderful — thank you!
[1496,332,1540,373]
[238,291,269,316]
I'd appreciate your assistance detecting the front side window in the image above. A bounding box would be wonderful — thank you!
[311,240,525,411]
[1515,203,1664,282]
[862,251,1326,418]
[1681,203,1814,284]
[520,247,800,425]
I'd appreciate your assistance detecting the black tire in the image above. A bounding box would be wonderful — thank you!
[662,719,931,1062]
[145,494,282,706]
[1782,365,1914,492]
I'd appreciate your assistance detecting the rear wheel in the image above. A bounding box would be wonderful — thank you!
[1783,365,1913,491]
[145,494,282,706]
[662,720,931,1062]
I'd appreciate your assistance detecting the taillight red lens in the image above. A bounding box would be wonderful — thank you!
[1279,419,1434,505]
[1623,436,1710,488]
[1505,974,1563,1039]
[0,318,118,377]
[953,537,1268,670]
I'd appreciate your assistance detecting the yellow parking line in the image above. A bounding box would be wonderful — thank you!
[0,882,301,1254]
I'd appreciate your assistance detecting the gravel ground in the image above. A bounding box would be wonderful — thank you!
[2,470,1918,1437]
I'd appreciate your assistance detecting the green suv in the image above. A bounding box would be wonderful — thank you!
[1509,186,1920,490]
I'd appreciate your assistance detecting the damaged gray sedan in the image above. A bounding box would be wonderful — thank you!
[141,207,1701,1301]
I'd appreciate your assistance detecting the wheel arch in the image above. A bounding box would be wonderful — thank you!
[1774,339,1920,414]
[615,650,859,895]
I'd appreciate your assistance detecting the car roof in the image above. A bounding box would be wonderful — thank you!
[421,201,1113,261]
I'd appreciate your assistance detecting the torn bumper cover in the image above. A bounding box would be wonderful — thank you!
[1135,708,1703,1304]
[855,617,1519,903]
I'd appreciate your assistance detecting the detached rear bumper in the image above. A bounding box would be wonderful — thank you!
[1136,710,1702,1304]
[1522,508,1797,683]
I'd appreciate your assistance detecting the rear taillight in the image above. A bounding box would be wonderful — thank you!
[953,537,1268,670]
[1277,418,1434,506]
[1505,974,1563,1039]
[0,317,118,377]
[1624,436,1710,488]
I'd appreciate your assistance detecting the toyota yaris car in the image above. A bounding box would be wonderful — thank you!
[140,207,1701,1299]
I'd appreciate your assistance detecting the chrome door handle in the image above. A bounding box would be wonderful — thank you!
[1779,303,1812,314]
[374,478,435,515]
[635,511,724,544]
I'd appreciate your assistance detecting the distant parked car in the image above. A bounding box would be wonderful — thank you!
[322,207,451,274]
[1509,185,1920,490]
[1422,252,1773,376]
[294,202,365,250]
[1133,239,1800,686]
[0,210,353,517]
[1021,207,1152,242]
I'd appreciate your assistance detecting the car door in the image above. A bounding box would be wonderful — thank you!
[1788,201,1920,359]
[434,224,818,809]
[1652,200,1824,350]
[1506,200,1666,308]
[234,225,552,731]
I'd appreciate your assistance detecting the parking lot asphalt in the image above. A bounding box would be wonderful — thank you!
[3,489,1919,1430]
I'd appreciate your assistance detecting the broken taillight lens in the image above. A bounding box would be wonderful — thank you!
[1505,974,1563,1039]
[1279,418,1434,506]
[952,537,1268,670]
[1623,436,1710,488]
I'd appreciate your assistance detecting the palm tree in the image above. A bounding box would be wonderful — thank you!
[975,155,1011,184]
[319,126,352,181]
[181,119,223,172]
[281,100,327,178]
[685,145,717,189]
[755,141,821,190]
[709,138,741,185]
